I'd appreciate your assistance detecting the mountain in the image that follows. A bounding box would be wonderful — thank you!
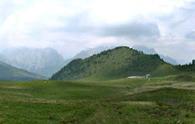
[65,45,177,67]
[133,45,156,54]
[160,55,178,65]
[51,46,176,80]
[133,45,178,65]
[63,46,113,66]
[74,46,113,59]
[0,47,65,77]
[0,61,44,81]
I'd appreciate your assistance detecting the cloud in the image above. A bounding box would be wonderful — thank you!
[0,0,195,62]
[50,12,96,34]
[99,21,160,40]
[185,31,195,40]
[157,1,195,36]
[155,41,195,64]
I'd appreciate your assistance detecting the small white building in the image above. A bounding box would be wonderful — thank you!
[127,76,144,79]
[145,74,151,79]
[127,74,151,79]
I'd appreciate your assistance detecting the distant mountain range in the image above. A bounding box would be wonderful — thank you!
[63,46,113,65]
[0,47,65,77]
[0,46,179,81]
[132,45,178,65]
[51,46,176,80]
[73,46,114,59]
[0,61,44,81]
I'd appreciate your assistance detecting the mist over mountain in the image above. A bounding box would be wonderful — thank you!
[73,46,114,59]
[133,45,156,54]
[132,45,178,65]
[0,47,65,77]
[63,46,114,66]
[160,55,178,65]
[0,54,6,62]
[0,61,44,81]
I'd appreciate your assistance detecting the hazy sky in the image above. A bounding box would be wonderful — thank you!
[0,0,195,63]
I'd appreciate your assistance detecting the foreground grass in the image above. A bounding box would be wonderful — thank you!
[0,77,195,124]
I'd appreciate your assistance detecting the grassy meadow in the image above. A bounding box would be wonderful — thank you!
[0,75,195,124]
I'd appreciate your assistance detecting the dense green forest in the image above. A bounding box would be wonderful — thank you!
[176,61,195,72]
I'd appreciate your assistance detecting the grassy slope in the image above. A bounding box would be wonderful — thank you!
[0,61,44,81]
[51,47,177,80]
[0,76,195,124]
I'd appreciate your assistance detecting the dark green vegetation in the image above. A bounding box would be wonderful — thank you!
[176,62,195,72]
[0,77,195,124]
[0,61,44,81]
[51,47,176,80]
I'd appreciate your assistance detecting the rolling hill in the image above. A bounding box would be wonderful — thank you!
[51,46,176,80]
[0,61,44,81]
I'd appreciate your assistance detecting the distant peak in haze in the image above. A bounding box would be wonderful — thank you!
[0,47,65,77]
[73,46,114,59]
[0,60,44,81]
[133,45,157,54]
[132,45,178,65]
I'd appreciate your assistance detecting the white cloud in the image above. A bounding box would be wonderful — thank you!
[0,0,195,62]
